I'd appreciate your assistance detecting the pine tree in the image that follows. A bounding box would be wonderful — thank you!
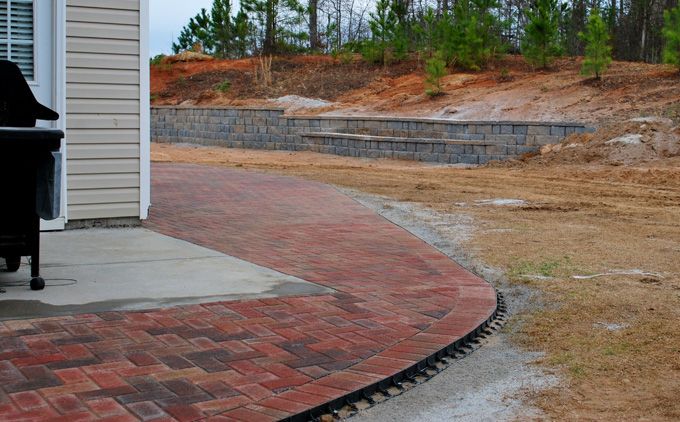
[663,5,680,72]
[425,51,447,96]
[434,11,456,64]
[172,8,214,54]
[473,0,504,64]
[454,8,485,70]
[414,7,438,59]
[364,0,399,65]
[579,9,612,79]
[233,9,253,57]
[435,0,502,71]
[390,0,409,61]
[240,0,305,54]
[211,0,234,58]
[522,0,562,69]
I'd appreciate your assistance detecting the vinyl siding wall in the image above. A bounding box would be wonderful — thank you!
[65,0,141,220]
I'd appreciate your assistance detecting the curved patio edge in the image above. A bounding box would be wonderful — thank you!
[0,162,502,422]
[281,291,501,422]
[145,163,500,421]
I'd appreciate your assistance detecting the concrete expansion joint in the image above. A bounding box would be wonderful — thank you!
[285,291,508,422]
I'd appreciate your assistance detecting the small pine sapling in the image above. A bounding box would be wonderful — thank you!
[215,80,231,93]
[579,10,612,79]
[498,67,512,82]
[339,48,354,64]
[663,5,680,72]
[425,52,447,97]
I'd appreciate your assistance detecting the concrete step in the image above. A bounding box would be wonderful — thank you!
[298,131,531,164]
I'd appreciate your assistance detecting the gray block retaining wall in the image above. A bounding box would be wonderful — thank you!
[151,107,594,164]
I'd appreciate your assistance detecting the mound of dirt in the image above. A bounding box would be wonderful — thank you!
[271,95,333,111]
[515,117,680,166]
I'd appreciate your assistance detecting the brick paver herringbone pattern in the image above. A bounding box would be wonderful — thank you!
[0,163,496,421]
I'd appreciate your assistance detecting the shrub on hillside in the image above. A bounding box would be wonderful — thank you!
[663,5,680,72]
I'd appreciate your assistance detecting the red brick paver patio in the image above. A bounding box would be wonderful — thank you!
[0,163,496,421]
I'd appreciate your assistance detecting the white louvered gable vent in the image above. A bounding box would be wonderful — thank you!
[0,0,34,80]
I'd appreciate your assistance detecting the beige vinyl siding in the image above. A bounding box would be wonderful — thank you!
[67,22,140,40]
[69,173,140,190]
[67,129,141,144]
[68,144,140,160]
[68,203,142,220]
[68,99,141,114]
[67,69,140,85]
[66,0,141,221]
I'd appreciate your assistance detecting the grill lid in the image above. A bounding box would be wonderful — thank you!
[0,60,59,127]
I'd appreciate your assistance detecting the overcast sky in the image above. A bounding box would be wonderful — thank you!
[150,0,214,57]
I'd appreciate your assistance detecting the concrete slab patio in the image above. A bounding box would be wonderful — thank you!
[0,229,329,320]
[0,163,497,421]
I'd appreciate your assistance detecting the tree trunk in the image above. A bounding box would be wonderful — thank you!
[640,16,646,62]
[309,0,320,51]
[264,0,276,54]
[336,2,342,51]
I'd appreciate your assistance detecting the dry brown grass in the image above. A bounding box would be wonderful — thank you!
[153,143,680,420]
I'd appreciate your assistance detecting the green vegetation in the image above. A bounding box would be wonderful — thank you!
[522,0,562,69]
[173,8,214,54]
[507,255,576,281]
[663,5,680,71]
[168,0,680,77]
[336,48,354,64]
[414,7,439,60]
[211,0,235,58]
[363,0,401,65]
[150,54,166,65]
[498,67,511,81]
[438,0,503,70]
[579,9,612,79]
[424,52,447,96]
[215,80,232,93]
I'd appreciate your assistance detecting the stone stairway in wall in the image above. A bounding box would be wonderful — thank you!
[300,131,512,164]
[151,107,595,164]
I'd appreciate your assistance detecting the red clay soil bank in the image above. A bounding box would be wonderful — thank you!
[0,163,496,421]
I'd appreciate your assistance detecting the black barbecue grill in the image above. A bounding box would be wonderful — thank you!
[0,60,64,291]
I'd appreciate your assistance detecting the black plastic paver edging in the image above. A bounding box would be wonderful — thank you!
[283,291,506,422]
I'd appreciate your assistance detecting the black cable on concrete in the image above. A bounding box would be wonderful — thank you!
[0,260,78,292]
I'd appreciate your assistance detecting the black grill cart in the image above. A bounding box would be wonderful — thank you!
[0,128,64,290]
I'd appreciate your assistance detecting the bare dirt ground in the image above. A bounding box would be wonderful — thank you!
[152,55,417,108]
[152,142,680,420]
[510,117,680,169]
[151,55,680,124]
